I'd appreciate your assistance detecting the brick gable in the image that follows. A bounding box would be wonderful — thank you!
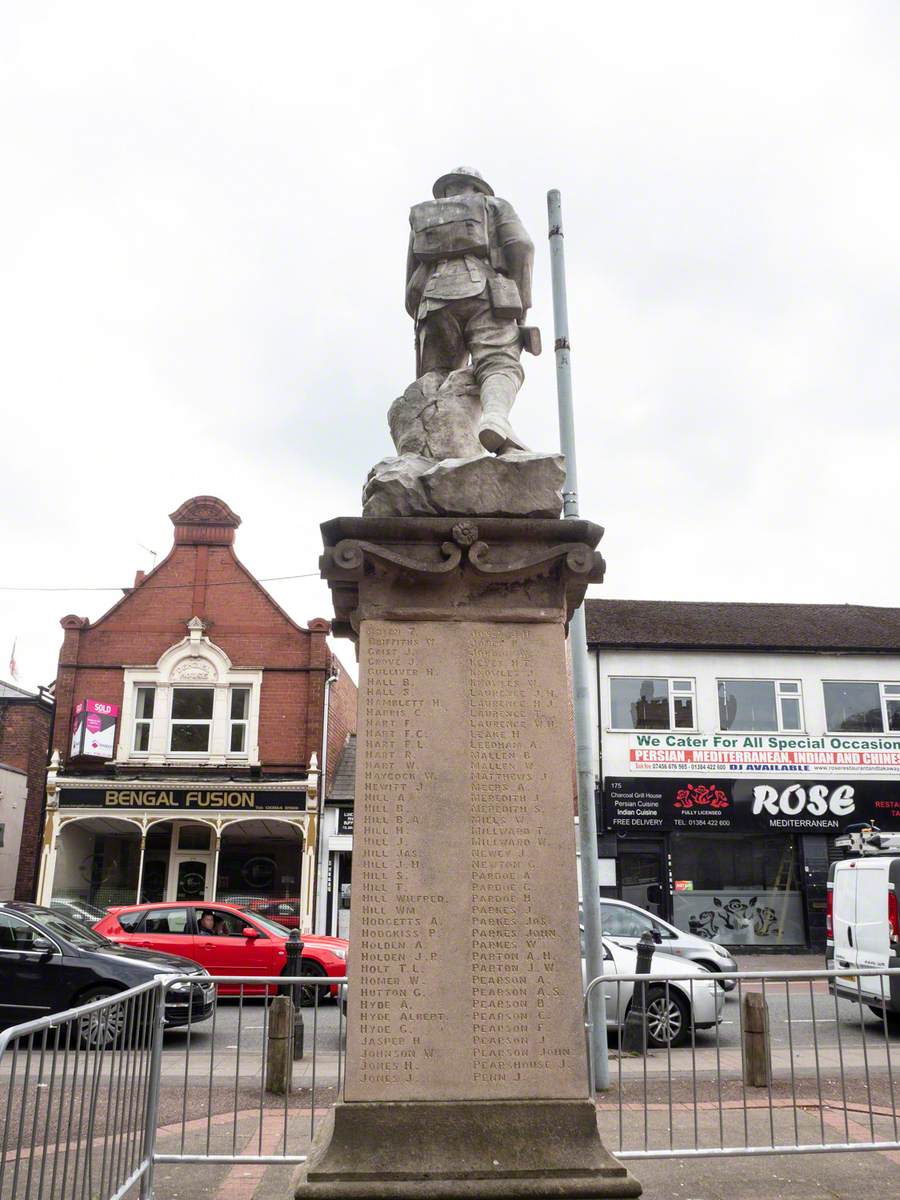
[51,497,355,777]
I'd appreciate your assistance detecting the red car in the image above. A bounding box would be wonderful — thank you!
[93,901,347,1002]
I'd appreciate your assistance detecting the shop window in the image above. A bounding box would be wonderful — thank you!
[609,677,695,731]
[229,687,250,753]
[669,832,804,946]
[717,679,803,732]
[133,687,155,752]
[824,681,900,734]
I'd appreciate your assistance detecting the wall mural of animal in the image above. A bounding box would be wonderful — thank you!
[687,895,784,941]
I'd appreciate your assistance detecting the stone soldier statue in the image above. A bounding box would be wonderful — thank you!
[405,167,538,455]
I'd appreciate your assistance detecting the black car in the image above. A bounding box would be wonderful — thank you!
[0,903,214,1035]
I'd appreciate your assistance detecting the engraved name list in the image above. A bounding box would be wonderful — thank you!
[345,620,586,1103]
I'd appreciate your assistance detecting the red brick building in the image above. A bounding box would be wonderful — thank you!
[0,682,54,900]
[37,496,356,933]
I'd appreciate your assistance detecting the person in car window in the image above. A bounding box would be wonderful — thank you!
[198,910,219,935]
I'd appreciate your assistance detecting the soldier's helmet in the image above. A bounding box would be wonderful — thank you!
[432,167,494,199]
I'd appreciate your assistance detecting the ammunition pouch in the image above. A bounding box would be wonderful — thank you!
[488,275,523,320]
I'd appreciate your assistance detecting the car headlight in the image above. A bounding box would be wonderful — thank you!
[332,947,348,962]
[710,944,728,957]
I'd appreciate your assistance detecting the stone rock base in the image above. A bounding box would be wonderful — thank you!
[293,1100,641,1199]
[363,367,562,519]
[362,451,565,519]
[388,370,485,461]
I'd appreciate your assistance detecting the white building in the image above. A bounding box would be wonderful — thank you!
[586,600,900,951]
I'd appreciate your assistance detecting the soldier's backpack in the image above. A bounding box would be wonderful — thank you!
[409,194,490,262]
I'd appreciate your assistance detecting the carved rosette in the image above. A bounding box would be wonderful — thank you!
[319,516,604,643]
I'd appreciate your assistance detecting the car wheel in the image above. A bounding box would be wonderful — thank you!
[644,987,691,1048]
[75,986,126,1049]
[298,959,327,1007]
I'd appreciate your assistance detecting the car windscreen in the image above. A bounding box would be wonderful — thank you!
[237,910,288,937]
[38,911,112,949]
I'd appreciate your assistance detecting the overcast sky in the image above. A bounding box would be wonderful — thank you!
[2,1,898,691]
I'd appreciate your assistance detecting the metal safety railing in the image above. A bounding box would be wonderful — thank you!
[149,973,346,1168]
[0,978,162,1200]
[0,973,345,1199]
[5,965,900,1198]
[585,965,900,1160]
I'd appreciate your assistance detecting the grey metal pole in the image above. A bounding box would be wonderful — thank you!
[547,188,609,1090]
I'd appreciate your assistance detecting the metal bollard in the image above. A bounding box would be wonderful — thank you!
[283,928,305,1059]
[621,931,656,1055]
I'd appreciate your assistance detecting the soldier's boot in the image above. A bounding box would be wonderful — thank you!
[478,376,528,454]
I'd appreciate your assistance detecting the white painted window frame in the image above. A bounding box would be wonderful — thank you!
[116,626,262,767]
[168,685,216,754]
[228,686,251,754]
[132,686,155,753]
[821,679,900,735]
[715,677,806,733]
[608,676,697,732]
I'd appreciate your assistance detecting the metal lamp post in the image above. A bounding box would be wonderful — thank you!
[548,188,609,1090]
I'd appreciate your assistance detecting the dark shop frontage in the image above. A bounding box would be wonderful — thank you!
[600,776,900,952]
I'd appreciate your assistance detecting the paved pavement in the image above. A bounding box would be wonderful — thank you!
[143,1100,900,1200]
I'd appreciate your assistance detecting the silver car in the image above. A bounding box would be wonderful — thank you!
[582,938,725,1047]
[586,898,738,990]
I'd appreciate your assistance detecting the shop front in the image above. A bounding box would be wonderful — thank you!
[38,778,317,930]
[602,775,900,950]
[322,806,353,939]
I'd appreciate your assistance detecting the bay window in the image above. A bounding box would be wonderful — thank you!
[118,630,261,764]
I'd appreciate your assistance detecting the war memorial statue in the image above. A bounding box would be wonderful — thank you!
[406,166,537,454]
[363,167,568,520]
[298,171,638,1198]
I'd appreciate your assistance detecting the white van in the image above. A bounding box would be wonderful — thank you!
[827,828,900,1018]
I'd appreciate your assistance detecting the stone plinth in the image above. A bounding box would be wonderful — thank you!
[295,516,639,1199]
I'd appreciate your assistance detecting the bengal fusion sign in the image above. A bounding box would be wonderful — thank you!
[603,776,900,833]
[57,786,307,811]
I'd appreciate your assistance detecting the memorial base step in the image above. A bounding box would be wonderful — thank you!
[293,1099,641,1199]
